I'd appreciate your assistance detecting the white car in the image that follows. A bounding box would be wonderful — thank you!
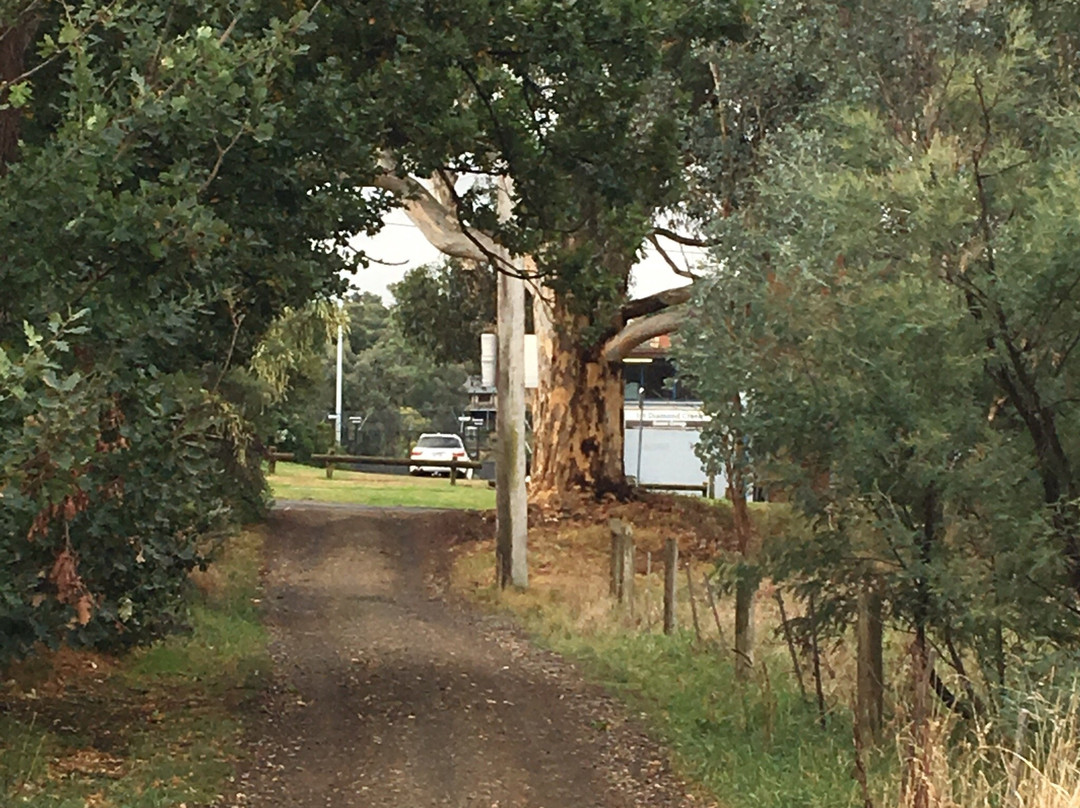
[409,433,474,479]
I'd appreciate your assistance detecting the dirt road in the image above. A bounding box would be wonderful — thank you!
[228,505,711,808]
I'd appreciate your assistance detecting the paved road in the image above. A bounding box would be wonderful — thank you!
[224,506,711,808]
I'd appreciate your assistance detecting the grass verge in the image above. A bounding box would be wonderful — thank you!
[0,528,268,808]
[451,516,887,808]
[267,460,496,510]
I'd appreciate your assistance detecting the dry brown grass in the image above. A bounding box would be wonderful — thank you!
[890,694,1080,808]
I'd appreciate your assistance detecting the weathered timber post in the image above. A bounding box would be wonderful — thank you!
[325,460,334,480]
[609,519,624,598]
[663,538,678,635]
[686,564,703,643]
[267,446,277,475]
[609,519,634,610]
[450,459,458,486]
[856,582,884,742]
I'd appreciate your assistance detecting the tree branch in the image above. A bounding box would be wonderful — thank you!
[652,225,716,248]
[620,284,694,321]
[603,304,690,362]
[371,156,494,262]
[648,233,699,280]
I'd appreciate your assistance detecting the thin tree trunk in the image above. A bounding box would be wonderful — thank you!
[774,590,807,701]
[808,592,827,729]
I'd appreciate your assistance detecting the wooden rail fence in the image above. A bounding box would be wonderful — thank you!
[265,449,482,486]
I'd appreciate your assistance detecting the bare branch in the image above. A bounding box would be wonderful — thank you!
[603,304,690,362]
[652,226,716,248]
[648,233,699,281]
[621,284,695,321]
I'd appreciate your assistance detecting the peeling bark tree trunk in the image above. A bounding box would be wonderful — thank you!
[530,291,628,508]
[0,18,37,173]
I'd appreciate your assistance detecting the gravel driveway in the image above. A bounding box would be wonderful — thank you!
[224,505,714,808]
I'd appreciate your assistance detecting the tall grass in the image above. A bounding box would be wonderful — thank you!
[453,536,879,808]
[896,693,1080,808]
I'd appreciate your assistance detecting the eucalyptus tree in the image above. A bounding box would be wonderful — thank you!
[681,0,1080,714]
[305,0,745,505]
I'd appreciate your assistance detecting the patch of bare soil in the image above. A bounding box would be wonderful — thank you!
[225,505,716,808]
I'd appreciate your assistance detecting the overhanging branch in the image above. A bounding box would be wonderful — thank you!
[603,304,690,362]
[620,284,694,321]
[371,154,494,262]
[652,226,716,248]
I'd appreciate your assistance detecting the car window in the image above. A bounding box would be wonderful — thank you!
[416,436,463,449]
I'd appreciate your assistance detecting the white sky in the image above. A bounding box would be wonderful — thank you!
[345,208,711,304]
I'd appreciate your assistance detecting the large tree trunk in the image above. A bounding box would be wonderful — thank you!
[530,291,629,508]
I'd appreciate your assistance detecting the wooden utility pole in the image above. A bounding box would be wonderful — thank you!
[495,178,528,589]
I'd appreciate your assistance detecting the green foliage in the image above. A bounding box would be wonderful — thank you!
[0,315,242,660]
[341,293,473,457]
[315,0,742,317]
[0,529,268,807]
[0,1,383,663]
[392,260,495,366]
[681,0,1080,698]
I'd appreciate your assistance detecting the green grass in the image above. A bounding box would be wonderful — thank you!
[267,460,496,510]
[0,529,269,808]
[551,631,877,808]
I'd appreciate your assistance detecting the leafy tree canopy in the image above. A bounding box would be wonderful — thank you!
[391,260,496,367]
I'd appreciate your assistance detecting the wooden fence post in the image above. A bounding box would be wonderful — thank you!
[609,519,624,598]
[609,519,634,610]
[663,538,678,635]
[325,460,334,480]
[267,446,277,475]
[450,460,458,486]
[686,564,704,643]
[620,524,635,613]
[856,582,884,742]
